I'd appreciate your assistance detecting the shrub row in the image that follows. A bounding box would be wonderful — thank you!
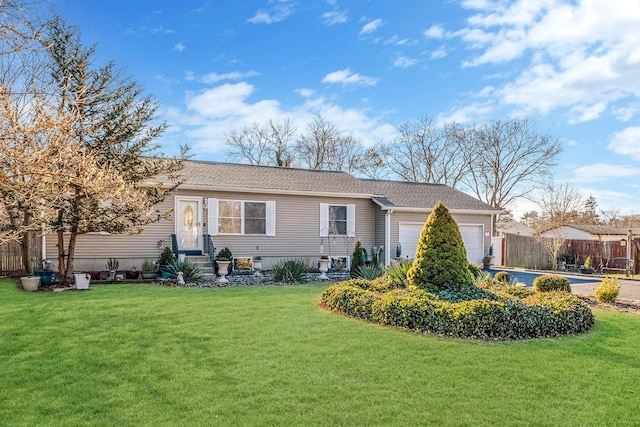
[319,281,595,340]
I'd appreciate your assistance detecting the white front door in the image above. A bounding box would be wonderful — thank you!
[175,197,203,252]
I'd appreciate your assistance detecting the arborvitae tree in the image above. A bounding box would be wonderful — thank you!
[406,201,474,291]
[350,240,365,278]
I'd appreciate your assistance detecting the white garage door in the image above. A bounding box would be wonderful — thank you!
[398,223,484,264]
[459,225,484,264]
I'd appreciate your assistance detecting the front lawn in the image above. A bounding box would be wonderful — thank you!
[1,280,639,426]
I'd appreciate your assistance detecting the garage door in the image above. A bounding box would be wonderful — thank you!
[458,225,484,264]
[398,223,484,264]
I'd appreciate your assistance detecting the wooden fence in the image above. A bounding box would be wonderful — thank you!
[0,235,42,277]
[504,234,638,274]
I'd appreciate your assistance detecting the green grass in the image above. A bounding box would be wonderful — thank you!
[1,279,640,426]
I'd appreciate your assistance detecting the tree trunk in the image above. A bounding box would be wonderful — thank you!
[20,212,33,275]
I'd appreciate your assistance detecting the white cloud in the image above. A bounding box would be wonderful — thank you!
[201,71,260,84]
[453,0,640,120]
[430,46,448,59]
[571,162,640,183]
[437,102,495,124]
[174,43,185,52]
[568,102,607,124]
[165,82,395,155]
[248,1,295,24]
[424,24,445,39]
[393,56,417,68]
[321,69,378,86]
[359,18,382,35]
[609,126,640,160]
[321,10,348,25]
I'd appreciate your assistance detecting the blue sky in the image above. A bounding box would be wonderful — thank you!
[55,0,640,218]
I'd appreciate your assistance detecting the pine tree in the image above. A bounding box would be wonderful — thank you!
[406,201,474,291]
[42,17,188,283]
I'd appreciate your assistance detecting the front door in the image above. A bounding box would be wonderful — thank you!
[175,197,203,253]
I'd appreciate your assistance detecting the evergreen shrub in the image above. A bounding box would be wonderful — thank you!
[494,271,510,284]
[406,201,474,292]
[319,280,594,340]
[595,277,620,303]
[533,275,571,293]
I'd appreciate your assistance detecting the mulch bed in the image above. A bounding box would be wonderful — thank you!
[577,295,640,314]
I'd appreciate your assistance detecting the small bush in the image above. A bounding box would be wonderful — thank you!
[583,256,593,270]
[494,271,510,284]
[350,241,366,278]
[355,265,384,280]
[595,277,620,303]
[533,275,571,293]
[272,259,309,283]
[167,259,203,282]
[468,262,482,278]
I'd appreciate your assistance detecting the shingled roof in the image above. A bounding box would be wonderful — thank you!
[362,179,500,213]
[178,160,370,196]
[564,225,640,236]
[175,161,498,212]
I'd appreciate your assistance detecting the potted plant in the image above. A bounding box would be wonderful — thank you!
[580,256,594,274]
[19,254,40,291]
[125,267,139,280]
[141,258,156,279]
[215,247,233,282]
[73,272,91,290]
[105,258,119,280]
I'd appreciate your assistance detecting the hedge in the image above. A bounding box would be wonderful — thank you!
[319,281,595,340]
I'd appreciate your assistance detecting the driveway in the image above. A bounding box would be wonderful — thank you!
[489,268,640,303]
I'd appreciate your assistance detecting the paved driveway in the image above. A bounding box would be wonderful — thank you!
[489,268,640,303]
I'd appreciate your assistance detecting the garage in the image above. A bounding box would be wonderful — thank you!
[398,223,484,264]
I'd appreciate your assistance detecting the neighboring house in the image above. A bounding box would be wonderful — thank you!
[496,220,533,237]
[542,225,640,242]
[45,161,501,272]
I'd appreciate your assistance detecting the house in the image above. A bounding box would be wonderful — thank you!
[496,220,533,237]
[45,161,501,272]
[542,225,640,242]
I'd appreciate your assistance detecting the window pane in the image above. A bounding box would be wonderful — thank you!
[329,205,347,235]
[329,205,347,221]
[245,219,266,234]
[218,218,241,234]
[245,202,266,219]
[219,200,241,218]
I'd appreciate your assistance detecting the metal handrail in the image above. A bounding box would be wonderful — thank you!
[203,234,216,268]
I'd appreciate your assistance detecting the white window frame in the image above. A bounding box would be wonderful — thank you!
[320,203,355,237]
[208,199,275,236]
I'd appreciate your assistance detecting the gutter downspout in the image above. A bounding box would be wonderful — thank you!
[385,209,393,266]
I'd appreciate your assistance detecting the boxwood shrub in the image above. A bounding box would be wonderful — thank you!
[319,279,595,340]
[533,275,571,292]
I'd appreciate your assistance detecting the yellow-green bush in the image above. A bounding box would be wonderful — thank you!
[533,275,571,293]
[595,277,620,303]
[406,201,474,292]
[494,271,510,284]
[319,279,595,340]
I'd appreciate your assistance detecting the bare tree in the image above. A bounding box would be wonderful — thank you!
[225,118,295,166]
[532,183,584,270]
[366,116,473,186]
[465,118,562,210]
[293,114,365,172]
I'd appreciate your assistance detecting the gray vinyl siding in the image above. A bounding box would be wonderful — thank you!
[46,189,377,270]
[207,191,375,264]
